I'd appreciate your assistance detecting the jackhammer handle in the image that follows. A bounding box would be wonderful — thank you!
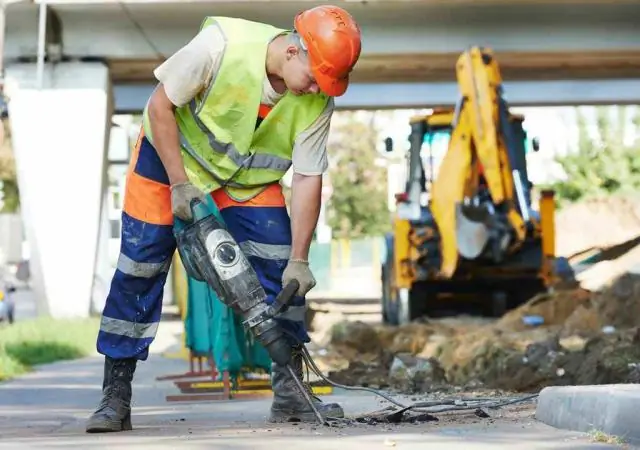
[276,280,300,307]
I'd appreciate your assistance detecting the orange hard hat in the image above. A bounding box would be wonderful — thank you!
[294,5,362,97]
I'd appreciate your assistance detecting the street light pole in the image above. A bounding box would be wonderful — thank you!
[0,0,6,92]
[0,0,7,131]
[36,1,47,89]
[1,0,26,94]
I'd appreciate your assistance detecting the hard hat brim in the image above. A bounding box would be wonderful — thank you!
[314,68,349,97]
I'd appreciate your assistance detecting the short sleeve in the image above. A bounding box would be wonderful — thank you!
[291,97,335,176]
[153,26,226,107]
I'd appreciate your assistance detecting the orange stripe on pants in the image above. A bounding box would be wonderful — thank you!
[122,129,173,226]
[211,183,286,211]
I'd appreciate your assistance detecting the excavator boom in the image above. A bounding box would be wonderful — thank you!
[431,47,528,277]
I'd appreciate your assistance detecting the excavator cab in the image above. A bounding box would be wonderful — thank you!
[418,109,538,211]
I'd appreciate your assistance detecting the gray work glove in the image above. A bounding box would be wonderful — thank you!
[282,259,316,297]
[170,181,206,222]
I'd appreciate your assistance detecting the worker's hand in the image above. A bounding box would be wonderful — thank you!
[170,181,206,222]
[282,259,316,297]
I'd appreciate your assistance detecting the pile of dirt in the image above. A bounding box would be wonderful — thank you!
[328,319,467,359]
[564,271,640,336]
[439,326,640,392]
[492,288,592,333]
[447,272,640,391]
[555,194,640,257]
[322,272,640,393]
[326,320,462,391]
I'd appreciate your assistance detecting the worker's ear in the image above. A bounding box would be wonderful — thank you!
[285,45,299,61]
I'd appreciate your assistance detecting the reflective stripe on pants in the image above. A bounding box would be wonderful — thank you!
[97,129,309,361]
[97,130,175,360]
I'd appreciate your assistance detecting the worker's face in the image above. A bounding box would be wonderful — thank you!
[283,46,320,95]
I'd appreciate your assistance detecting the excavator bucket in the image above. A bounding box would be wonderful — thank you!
[455,204,490,259]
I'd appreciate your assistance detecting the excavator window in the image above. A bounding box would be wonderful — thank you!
[421,126,451,190]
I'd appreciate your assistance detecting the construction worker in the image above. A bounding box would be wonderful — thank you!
[86,5,362,433]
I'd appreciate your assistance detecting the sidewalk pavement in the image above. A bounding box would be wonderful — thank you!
[0,320,625,449]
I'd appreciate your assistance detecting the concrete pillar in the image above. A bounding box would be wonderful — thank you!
[5,61,111,318]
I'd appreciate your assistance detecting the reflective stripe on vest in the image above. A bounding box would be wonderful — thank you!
[185,99,292,172]
[142,16,329,201]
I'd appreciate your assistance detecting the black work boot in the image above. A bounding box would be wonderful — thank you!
[85,356,137,433]
[269,345,344,423]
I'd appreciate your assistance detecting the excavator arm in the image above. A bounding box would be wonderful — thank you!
[430,47,529,278]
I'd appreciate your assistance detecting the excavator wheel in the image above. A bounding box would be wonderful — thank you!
[381,233,425,326]
[488,291,508,317]
[383,286,423,326]
[381,233,394,324]
[396,287,425,325]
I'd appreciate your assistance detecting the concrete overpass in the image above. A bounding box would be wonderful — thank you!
[5,0,640,109]
[2,0,640,319]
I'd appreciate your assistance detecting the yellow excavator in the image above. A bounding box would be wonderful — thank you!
[381,46,573,325]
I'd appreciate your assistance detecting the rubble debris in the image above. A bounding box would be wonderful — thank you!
[563,272,640,337]
[346,393,536,427]
[435,327,640,392]
[329,321,381,356]
[387,353,448,393]
[328,359,391,389]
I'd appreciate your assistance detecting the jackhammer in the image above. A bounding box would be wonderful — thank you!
[174,198,326,424]
[174,198,540,427]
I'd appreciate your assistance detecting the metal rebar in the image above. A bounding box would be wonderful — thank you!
[0,2,6,88]
[36,1,47,89]
[285,363,325,425]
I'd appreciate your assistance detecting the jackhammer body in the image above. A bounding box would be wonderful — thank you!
[173,198,325,424]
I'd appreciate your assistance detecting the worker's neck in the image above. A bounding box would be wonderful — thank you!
[265,34,289,94]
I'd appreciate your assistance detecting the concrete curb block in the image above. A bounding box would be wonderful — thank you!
[535,384,640,445]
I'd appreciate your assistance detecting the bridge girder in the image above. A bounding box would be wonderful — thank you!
[107,49,640,85]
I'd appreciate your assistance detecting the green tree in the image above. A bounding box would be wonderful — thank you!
[0,118,20,213]
[326,112,391,239]
[548,106,640,205]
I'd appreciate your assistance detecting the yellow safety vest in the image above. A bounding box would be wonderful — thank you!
[142,16,330,201]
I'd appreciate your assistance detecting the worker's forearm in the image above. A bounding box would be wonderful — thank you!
[289,174,322,261]
[148,97,188,186]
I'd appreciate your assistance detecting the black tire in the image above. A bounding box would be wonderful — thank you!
[381,233,399,325]
[381,263,390,323]
[489,291,508,317]
[398,285,430,324]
